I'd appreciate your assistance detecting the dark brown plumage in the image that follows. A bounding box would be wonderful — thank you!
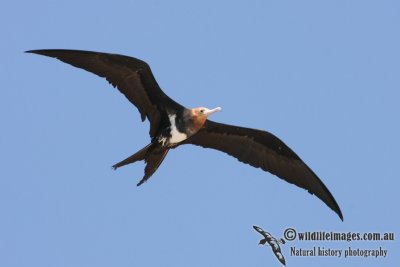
[26,49,343,220]
[185,120,342,219]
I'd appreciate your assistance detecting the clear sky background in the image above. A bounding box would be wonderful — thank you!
[1,0,399,266]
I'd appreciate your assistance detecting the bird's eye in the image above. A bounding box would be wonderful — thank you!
[200,109,205,113]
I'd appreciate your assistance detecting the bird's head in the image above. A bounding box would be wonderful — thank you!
[190,107,222,128]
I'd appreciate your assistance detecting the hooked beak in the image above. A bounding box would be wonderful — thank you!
[204,107,222,116]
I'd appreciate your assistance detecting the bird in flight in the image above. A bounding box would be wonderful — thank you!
[27,49,343,220]
[253,225,286,265]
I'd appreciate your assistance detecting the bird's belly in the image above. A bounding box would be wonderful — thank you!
[162,113,189,145]
[169,126,187,144]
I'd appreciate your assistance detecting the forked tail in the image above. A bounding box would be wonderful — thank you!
[112,142,170,186]
[112,143,154,170]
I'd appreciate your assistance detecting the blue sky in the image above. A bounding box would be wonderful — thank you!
[1,0,399,266]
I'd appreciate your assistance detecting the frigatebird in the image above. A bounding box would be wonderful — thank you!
[26,49,343,220]
[253,225,286,265]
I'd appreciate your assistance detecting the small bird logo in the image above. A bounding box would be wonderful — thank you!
[253,225,286,265]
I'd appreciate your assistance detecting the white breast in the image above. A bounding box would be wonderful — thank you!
[168,114,187,144]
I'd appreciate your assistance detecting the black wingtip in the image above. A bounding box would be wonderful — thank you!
[328,204,343,221]
[309,173,344,222]
[338,210,344,221]
[330,198,344,221]
[25,49,46,55]
[25,49,58,57]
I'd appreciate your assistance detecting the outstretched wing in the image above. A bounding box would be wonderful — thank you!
[186,120,343,220]
[253,225,271,238]
[26,49,183,137]
[253,225,267,237]
[269,242,286,265]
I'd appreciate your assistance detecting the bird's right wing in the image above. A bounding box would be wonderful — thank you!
[270,243,286,265]
[185,120,343,220]
[26,49,183,137]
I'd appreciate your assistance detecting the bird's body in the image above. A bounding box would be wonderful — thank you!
[166,113,188,144]
[27,49,343,220]
[154,107,221,146]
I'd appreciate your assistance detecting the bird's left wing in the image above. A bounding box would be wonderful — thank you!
[26,49,183,137]
[184,120,343,220]
[253,225,269,238]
